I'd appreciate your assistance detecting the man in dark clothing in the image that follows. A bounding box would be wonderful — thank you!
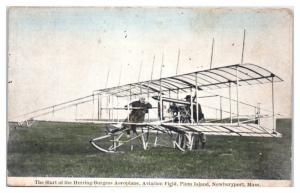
[123,97,152,136]
[184,95,206,149]
[185,95,204,123]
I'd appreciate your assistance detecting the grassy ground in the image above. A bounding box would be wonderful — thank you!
[7,119,292,179]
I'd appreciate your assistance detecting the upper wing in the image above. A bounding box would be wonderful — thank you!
[94,63,283,97]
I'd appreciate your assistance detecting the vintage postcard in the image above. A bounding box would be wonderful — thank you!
[7,7,293,187]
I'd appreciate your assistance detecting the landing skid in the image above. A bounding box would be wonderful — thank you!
[90,127,205,153]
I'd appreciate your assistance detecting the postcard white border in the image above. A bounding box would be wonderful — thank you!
[1,0,299,193]
[7,177,292,187]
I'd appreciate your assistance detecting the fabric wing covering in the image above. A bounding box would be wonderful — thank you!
[160,123,282,137]
[95,63,283,97]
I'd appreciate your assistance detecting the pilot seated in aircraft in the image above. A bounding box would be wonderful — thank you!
[123,97,152,137]
[184,95,205,123]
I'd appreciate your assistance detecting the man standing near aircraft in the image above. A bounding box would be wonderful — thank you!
[184,95,206,149]
[184,95,204,122]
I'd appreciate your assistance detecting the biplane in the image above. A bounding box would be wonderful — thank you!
[13,62,283,153]
[12,30,285,153]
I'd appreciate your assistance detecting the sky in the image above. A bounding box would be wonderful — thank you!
[7,7,293,121]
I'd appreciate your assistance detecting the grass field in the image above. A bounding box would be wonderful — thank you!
[7,119,292,179]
